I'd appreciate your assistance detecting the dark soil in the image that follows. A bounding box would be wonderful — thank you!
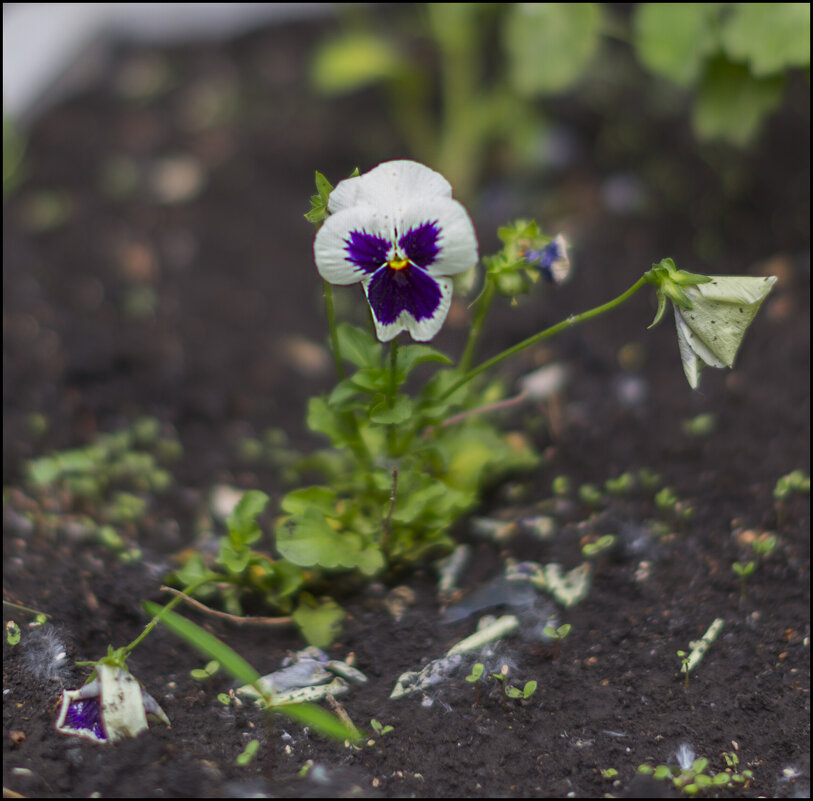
[3,17,810,799]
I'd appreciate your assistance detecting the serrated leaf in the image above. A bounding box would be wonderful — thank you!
[227,490,269,546]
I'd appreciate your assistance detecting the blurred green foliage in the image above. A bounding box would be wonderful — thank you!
[310,3,810,194]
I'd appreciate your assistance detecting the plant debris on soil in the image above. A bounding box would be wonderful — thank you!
[3,17,810,799]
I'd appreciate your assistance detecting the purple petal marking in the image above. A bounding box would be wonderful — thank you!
[398,220,441,269]
[525,239,567,284]
[367,264,442,325]
[344,230,390,274]
[64,697,107,741]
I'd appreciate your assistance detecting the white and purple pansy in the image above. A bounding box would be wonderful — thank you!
[523,233,571,285]
[314,160,479,342]
[56,663,170,744]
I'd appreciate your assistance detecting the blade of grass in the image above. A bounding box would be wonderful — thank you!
[143,602,357,742]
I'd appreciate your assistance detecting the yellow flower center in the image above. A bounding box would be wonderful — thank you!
[388,257,410,271]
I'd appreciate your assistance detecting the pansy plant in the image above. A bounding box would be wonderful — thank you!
[174,161,776,649]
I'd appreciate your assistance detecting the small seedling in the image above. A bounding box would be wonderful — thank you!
[581,534,616,559]
[681,412,716,437]
[504,679,538,700]
[466,661,485,705]
[732,561,756,601]
[370,718,394,737]
[190,659,221,681]
[677,650,692,689]
[6,620,21,646]
[752,532,778,559]
[604,472,635,495]
[578,483,603,506]
[638,749,754,795]
[551,475,571,497]
[543,623,572,660]
[235,738,260,766]
[600,767,619,781]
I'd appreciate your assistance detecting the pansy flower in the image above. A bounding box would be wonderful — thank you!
[314,160,478,342]
[56,663,170,744]
[672,275,777,389]
[522,234,571,285]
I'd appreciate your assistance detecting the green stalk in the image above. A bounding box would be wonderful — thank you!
[387,338,400,456]
[458,275,497,374]
[440,275,650,402]
[122,574,226,657]
[323,280,345,381]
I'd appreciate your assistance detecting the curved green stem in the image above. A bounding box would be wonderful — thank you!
[323,281,345,381]
[440,275,650,402]
[122,574,227,658]
[459,276,496,374]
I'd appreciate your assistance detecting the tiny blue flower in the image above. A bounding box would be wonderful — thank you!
[314,160,479,341]
[523,234,570,285]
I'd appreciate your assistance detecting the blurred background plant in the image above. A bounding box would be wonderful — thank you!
[310,3,809,199]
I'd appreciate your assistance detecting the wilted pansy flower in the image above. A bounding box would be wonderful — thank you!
[523,234,571,285]
[672,275,777,389]
[56,663,170,744]
[313,160,478,341]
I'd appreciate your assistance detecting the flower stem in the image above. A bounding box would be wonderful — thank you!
[440,275,650,402]
[387,338,400,456]
[459,276,496,374]
[122,574,226,658]
[323,280,345,381]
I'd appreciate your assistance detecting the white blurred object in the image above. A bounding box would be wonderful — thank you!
[3,3,333,122]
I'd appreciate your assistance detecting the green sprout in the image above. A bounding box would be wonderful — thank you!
[731,561,756,601]
[190,659,221,681]
[638,749,754,795]
[543,623,572,660]
[370,719,394,737]
[6,620,21,646]
[235,739,260,766]
[581,534,617,559]
[677,650,692,689]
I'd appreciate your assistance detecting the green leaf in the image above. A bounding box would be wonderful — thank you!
[336,323,382,369]
[275,508,384,575]
[292,593,345,648]
[693,57,785,146]
[227,490,269,546]
[280,486,337,517]
[219,537,252,574]
[369,395,414,425]
[311,32,406,94]
[721,3,810,77]
[503,3,601,95]
[633,4,722,86]
[396,344,453,377]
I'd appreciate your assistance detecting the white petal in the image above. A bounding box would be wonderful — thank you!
[675,306,726,389]
[327,173,364,214]
[314,204,392,285]
[682,276,776,367]
[349,160,453,211]
[365,276,453,342]
[398,197,478,278]
[695,275,777,306]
